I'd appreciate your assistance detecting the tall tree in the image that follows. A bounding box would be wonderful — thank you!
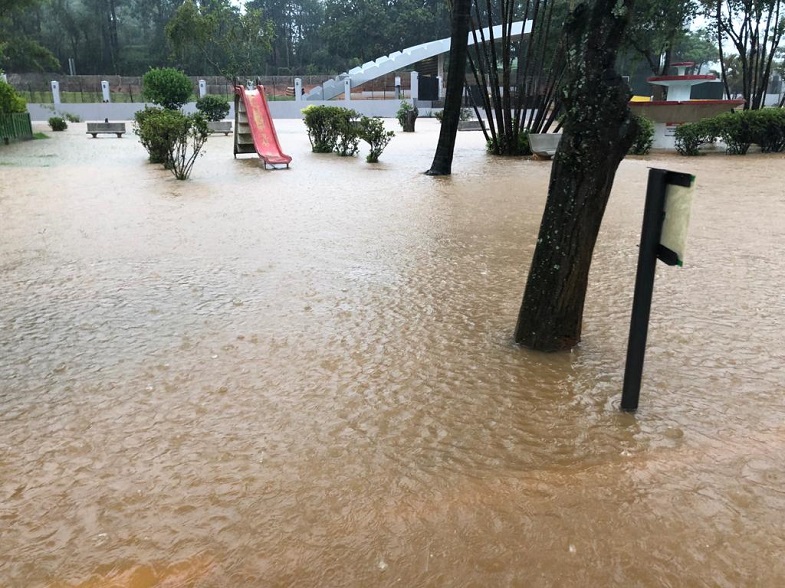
[166,0,274,78]
[624,0,697,98]
[704,0,785,109]
[426,0,472,175]
[514,0,638,351]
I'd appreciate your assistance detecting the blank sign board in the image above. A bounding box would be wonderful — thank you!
[658,175,696,266]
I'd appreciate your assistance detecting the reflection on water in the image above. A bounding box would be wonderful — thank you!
[2,121,785,586]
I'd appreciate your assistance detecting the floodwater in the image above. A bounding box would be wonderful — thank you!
[1,119,784,587]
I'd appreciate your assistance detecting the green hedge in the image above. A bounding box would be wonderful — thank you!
[675,108,785,156]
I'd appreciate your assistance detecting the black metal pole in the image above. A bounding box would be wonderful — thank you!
[621,168,668,411]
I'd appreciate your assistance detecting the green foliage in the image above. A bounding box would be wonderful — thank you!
[134,107,208,179]
[358,116,395,162]
[396,100,418,131]
[134,106,175,164]
[486,130,531,156]
[675,109,785,156]
[169,113,209,180]
[749,108,785,153]
[302,105,342,152]
[628,115,654,155]
[674,119,717,156]
[166,0,274,80]
[333,108,361,156]
[63,112,80,123]
[434,108,473,123]
[48,116,67,131]
[142,68,193,110]
[0,80,26,114]
[195,94,230,122]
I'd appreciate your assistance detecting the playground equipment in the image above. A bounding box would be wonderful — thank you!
[234,84,292,169]
[629,62,745,150]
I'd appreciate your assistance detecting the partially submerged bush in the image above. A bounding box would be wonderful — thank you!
[0,80,27,114]
[486,130,531,156]
[674,119,717,156]
[396,100,418,132]
[169,113,209,180]
[134,108,208,178]
[333,108,360,156]
[142,67,193,110]
[713,111,755,155]
[628,115,654,155]
[134,106,170,164]
[195,94,230,122]
[747,108,785,153]
[48,116,67,131]
[359,116,395,162]
[302,104,344,152]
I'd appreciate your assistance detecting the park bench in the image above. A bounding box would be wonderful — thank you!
[86,121,126,138]
[528,133,562,159]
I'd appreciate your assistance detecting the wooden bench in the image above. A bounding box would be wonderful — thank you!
[528,133,562,159]
[87,122,126,138]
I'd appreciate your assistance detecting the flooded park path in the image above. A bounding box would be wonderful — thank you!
[1,119,785,586]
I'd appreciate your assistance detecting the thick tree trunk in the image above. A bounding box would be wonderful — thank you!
[514,0,638,352]
[426,0,471,175]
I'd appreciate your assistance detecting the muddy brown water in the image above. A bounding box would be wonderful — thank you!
[1,120,784,587]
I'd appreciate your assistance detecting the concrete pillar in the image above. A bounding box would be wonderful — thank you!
[198,79,207,98]
[437,76,444,100]
[343,78,351,101]
[101,80,111,103]
[294,78,303,102]
[410,71,419,102]
[394,76,401,100]
[438,54,445,93]
[1,73,7,83]
[51,80,61,105]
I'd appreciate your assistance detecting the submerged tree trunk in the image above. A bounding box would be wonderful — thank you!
[514,0,638,352]
[426,0,471,175]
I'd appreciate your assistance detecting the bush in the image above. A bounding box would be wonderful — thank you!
[628,115,654,155]
[486,130,531,156]
[359,116,395,162]
[713,111,755,155]
[333,108,361,156]
[396,100,418,132]
[748,108,785,153]
[48,116,67,131]
[134,107,208,179]
[0,80,27,114]
[674,119,717,156]
[195,95,230,122]
[434,108,473,124]
[134,106,170,164]
[142,68,193,110]
[302,105,342,152]
[63,112,81,123]
[168,113,209,180]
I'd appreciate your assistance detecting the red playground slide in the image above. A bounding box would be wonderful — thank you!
[234,84,292,169]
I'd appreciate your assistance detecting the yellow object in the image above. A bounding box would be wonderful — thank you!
[630,95,652,102]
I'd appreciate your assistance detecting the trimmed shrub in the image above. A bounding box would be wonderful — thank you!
[713,111,755,155]
[674,119,718,156]
[134,106,170,164]
[0,80,27,114]
[195,95,230,122]
[628,115,654,155]
[359,116,395,162]
[142,68,193,110]
[749,108,785,153]
[333,108,361,156]
[48,116,67,131]
[302,105,343,152]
